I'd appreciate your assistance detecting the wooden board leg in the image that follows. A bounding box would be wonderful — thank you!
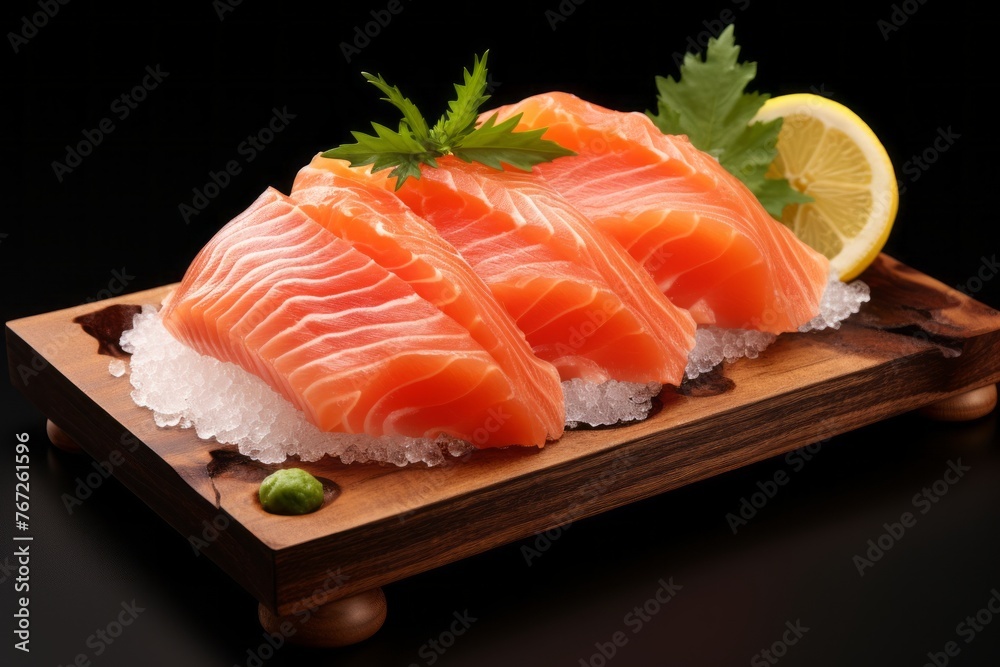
[258,587,387,648]
[920,384,998,421]
[46,419,83,453]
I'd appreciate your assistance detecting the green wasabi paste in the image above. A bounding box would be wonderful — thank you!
[259,468,324,515]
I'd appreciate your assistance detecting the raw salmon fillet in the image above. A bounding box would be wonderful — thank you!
[295,155,697,386]
[286,167,565,441]
[487,92,831,334]
[160,187,561,447]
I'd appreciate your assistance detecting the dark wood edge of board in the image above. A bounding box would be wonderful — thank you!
[269,344,1000,612]
[5,324,282,611]
[6,255,1000,615]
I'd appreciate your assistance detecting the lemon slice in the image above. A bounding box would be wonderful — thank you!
[754,94,898,281]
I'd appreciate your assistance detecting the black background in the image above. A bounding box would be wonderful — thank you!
[3,2,1000,666]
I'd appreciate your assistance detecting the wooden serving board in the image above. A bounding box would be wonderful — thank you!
[6,254,1000,630]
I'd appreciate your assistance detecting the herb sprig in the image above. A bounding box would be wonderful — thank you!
[647,25,811,219]
[323,51,575,189]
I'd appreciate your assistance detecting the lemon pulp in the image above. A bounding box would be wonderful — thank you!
[755,94,898,281]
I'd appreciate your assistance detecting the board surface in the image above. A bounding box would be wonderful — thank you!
[6,254,1000,616]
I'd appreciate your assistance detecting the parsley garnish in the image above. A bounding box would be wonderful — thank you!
[323,51,575,189]
[647,25,812,219]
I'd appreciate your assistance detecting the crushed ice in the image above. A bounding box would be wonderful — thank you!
[121,306,475,467]
[797,275,871,333]
[685,275,870,379]
[563,378,661,428]
[685,327,777,380]
[121,306,666,466]
[119,274,868,465]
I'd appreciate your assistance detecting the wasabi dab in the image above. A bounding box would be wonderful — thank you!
[259,468,324,515]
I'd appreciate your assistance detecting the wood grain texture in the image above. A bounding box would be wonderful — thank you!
[258,589,387,647]
[6,254,1000,618]
[920,384,998,421]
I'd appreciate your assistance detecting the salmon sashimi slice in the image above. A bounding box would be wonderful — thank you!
[486,91,831,334]
[287,167,566,441]
[160,187,559,447]
[297,155,697,386]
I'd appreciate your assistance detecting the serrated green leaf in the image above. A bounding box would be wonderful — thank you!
[451,113,576,171]
[362,72,431,143]
[718,114,782,188]
[647,24,812,219]
[324,52,574,188]
[648,26,762,149]
[755,176,814,220]
[321,123,439,188]
[431,51,491,146]
[322,123,429,165]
